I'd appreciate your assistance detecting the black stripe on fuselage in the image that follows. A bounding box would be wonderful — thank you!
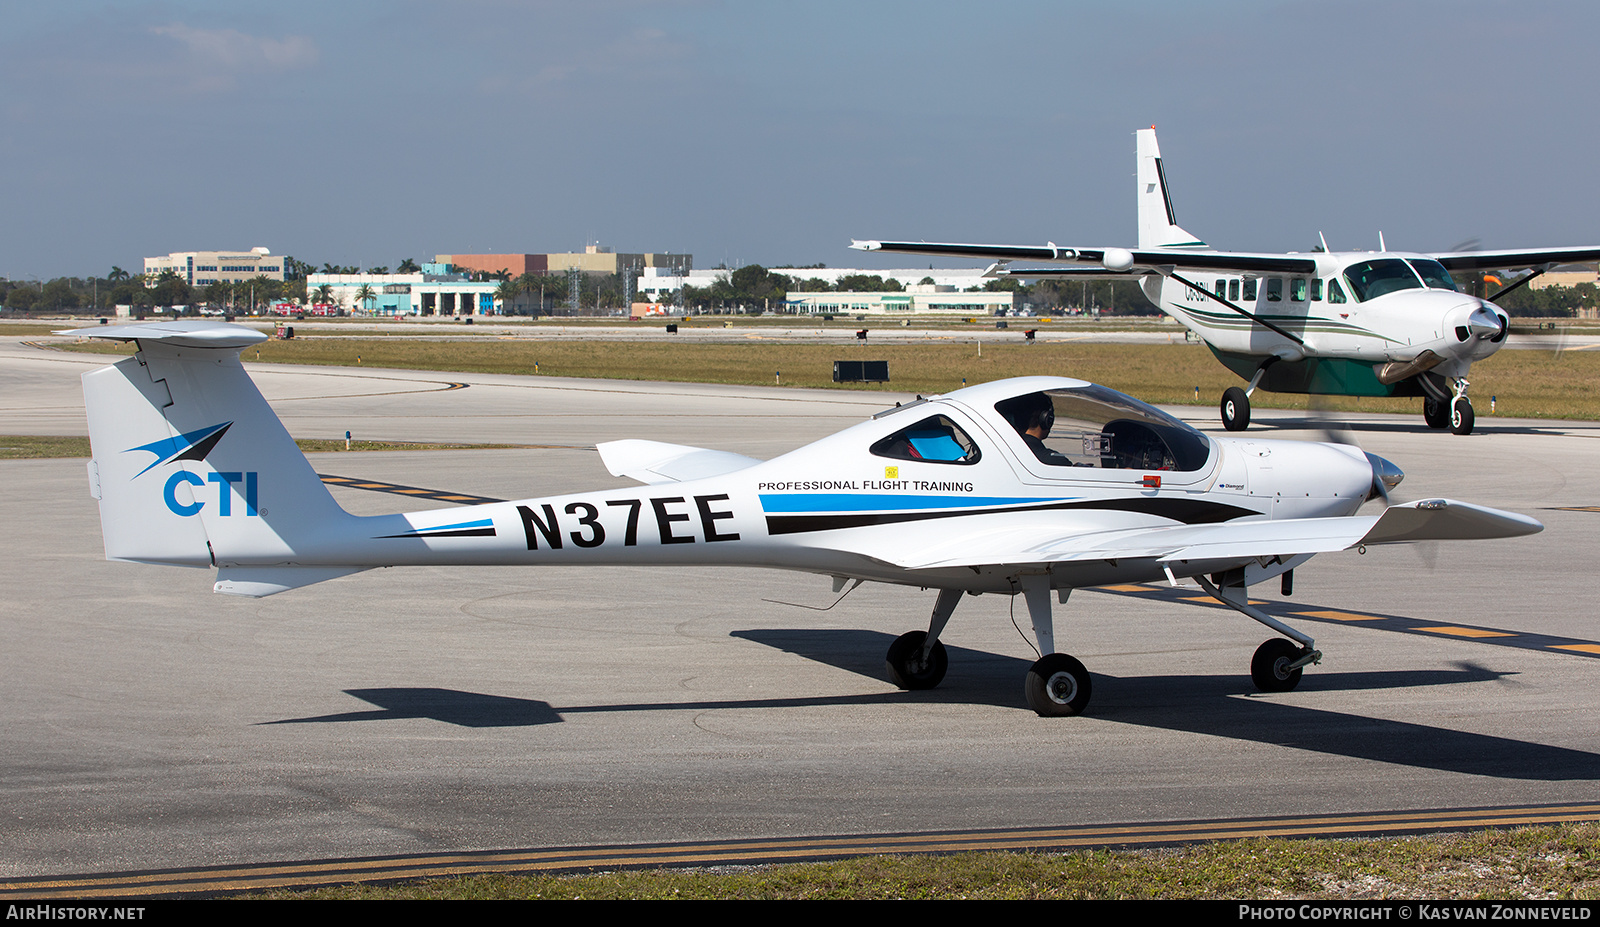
[764,497,1258,536]
[376,527,499,539]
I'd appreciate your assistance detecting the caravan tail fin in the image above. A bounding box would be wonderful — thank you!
[1136,127,1207,250]
[72,321,357,577]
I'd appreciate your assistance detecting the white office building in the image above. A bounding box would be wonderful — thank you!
[144,248,285,287]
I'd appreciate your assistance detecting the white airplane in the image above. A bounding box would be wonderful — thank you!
[852,127,1600,436]
[68,320,1542,716]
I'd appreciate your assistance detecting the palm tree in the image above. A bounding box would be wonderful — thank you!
[354,284,376,315]
[397,258,421,274]
[494,278,521,316]
[516,272,540,314]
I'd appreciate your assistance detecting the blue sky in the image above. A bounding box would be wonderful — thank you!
[3,0,1597,280]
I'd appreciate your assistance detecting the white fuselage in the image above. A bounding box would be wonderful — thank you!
[203,380,1376,594]
[1144,251,1508,380]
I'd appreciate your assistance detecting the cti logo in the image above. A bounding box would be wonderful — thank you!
[123,421,260,517]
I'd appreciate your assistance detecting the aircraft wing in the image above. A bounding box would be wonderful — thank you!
[597,439,763,485]
[845,499,1539,571]
[850,239,1317,275]
[1431,246,1600,272]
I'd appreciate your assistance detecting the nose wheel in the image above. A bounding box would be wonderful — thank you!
[1251,638,1312,692]
[1450,397,1475,436]
[1220,386,1250,431]
[885,630,948,690]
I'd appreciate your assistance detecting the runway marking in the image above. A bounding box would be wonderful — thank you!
[5,803,1597,898]
[1094,583,1600,659]
[1293,609,1386,622]
[1414,625,1515,639]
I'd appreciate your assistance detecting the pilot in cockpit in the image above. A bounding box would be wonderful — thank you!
[999,392,1072,466]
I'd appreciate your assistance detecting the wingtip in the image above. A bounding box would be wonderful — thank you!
[849,240,881,251]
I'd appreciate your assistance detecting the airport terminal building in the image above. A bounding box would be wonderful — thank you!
[307,264,500,316]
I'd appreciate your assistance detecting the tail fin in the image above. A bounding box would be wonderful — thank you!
[73,321,356,574]
[1136,127,1207,250]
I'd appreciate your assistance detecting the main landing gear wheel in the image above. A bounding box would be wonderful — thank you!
[1251,638,1306,693]
[1221,386,1251,431]
[1451,397,1475,436]
[1423,397,1449,430]
[1024,653,1092,717]
[886,630,948,690]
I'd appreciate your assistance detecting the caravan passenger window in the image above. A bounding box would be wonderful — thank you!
[1328,279,1347,304]
[1228,279,1240,301]
[1310,278,1323,301]
[1266,278,1283,302]
[1242,279,1257,301]
[871,415,981,465]
[1290,278,1307,301]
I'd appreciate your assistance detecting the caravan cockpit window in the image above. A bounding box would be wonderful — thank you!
[1407,258,1459,291]
[994,387,1211,472]
[1343,259,1424,301]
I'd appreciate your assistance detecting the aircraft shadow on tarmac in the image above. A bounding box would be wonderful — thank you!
[739,628,1600,782]
[262,629,1600,781]
[1243,415,1590,439]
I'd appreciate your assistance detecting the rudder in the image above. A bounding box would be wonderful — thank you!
[1136,127,1207,250]
[75,321,354,569]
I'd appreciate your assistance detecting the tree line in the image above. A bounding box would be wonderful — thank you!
[4,260,1595,317]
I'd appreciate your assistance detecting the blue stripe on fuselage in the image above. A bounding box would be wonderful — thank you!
[758,494,1074,513]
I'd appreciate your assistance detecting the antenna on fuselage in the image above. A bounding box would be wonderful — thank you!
[1378,231,1387,252]
[1319,232,1330,253]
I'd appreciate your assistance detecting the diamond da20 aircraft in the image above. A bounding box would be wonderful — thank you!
[853,127,1600,436]
[71,320,1541,716]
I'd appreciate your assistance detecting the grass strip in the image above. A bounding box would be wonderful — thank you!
[52,337,1600,421]
[256,823,1600,900]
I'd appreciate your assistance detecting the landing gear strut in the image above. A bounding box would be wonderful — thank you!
[1195,572,1322,693]
[885,588,959,690]
[884,578,1098,717]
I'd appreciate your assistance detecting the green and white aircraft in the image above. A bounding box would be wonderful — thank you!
[854,127,1600,435]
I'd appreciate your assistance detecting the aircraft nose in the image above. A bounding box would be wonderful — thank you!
[1364,452,1404,502]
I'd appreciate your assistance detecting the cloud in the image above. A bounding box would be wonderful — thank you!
[149,23,320,78]
[476,25,698,103]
